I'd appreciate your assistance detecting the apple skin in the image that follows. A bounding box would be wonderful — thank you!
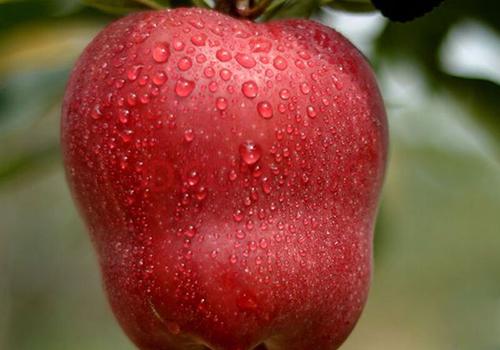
[61,7,387,350]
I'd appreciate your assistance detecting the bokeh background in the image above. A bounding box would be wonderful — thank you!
[1,1,499,349]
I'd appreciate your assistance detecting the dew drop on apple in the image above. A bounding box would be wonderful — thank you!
[91,104,103,120]
[173,39,185,51]
[279,89,290,100]
[229,254,238,264]
[300,82,311,95]
[307,105,317,118]
[257,101,273,119]
[220,69,232,81]
[216,97,228,111]
[233,209,243,222]
[235,53,256,69]
[152,71,167,86]
[236,229,246,239]
[191,33,207,46]
[216,49,232,62]
[273,56,288,71]
[177,57,192,71]
[127,65,142,81]
[184,128,194,143]
[152,42,170,63]
[242,81,258,99]
[175,78,195,97]
[187,170,200,186]
[118,108,129,124]
[204,67,215,78]
[239,141,262,165]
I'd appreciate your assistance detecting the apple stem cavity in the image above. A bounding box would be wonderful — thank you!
[215,0,272,20]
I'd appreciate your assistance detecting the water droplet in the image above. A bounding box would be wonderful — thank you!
[184,129,194,143]
[259,238,268,249]
[257,101,273,119]
[204,67,215,78]
[249,37,272,53]
[220,69,232,81]
[300,83,311,95]
[307,105,317,118]
[118,108,129,123]
[229,169,237,181]
[178,57,192,71]
[152,71,167,86]
[233,209,244,222]
[91,104,103,120]
[189,18,205,29]
[127,92,137,106]
[261,177,272,194]
[229,254,238,264]
[242,81,258,99]
[127,65,143,81]
[187,170,200,186]
[173,39,185,51]
[216,49,232,62]
[279,89,290,100]
[235,53,256,69]
[209,81,218,92]
[175,78,195,97]
[239,141,262,165]
[216,97,228,111]
[191,33,207,46]
[273,56,288,71]
[184,225,197,238]
[153,42,170,63]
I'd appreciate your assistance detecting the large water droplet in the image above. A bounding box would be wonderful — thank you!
[273,56,288,71]
[307,105,317,118]
[239,141,262,165]
[242,81,258,99]
[216,49,232,62]
[257,101,273,119]
[220,69,232,81]
[235,53,256,69]
[153,42,170,63]
[175,78,195,97]
[191,33,207,46]
[152,71,167,86]
[300,83,311,95]
[279,89,290,100]
[177,57,192,71]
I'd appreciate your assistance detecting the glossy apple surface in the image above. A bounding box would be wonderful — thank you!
[62,7,387,350]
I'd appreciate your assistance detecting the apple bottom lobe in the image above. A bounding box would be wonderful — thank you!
[100,216,371,350]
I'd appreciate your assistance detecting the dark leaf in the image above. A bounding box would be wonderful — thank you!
[371,0,444,22]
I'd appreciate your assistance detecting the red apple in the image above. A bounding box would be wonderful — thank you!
[62,7,387,350]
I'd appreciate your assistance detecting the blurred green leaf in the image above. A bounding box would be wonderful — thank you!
[440,75,500,150]
[0,68,68,135]
[82,0,170,14]
[263,0,321,20]
[322,0,375,13]
[0,144,59,186]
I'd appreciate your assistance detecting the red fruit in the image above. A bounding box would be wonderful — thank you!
[62,7,387,350]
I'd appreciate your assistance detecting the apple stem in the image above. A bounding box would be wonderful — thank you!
[214,0,272,20]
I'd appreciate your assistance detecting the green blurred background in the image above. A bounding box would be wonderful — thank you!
[1,1,499,349]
